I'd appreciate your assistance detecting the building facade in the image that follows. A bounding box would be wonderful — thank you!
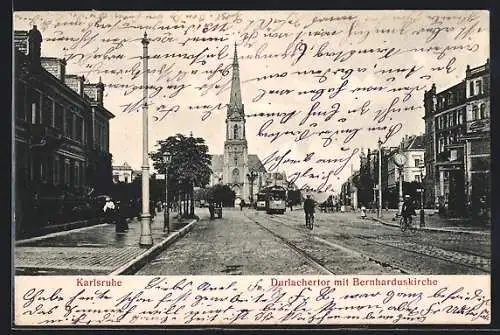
[209,45,267,203]
[423,60,490,218]
[14,26,114,235]
[112,161,137,183]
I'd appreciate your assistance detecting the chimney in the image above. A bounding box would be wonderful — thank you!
[41,57,66,82]
[83,77,105,105]
[65,75,85,96]
[27,25,43,66]
[14,30,29,55]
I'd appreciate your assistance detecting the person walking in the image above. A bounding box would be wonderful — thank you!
[103,197,117,225]
[208,202,215,220]
[303,194,315,229]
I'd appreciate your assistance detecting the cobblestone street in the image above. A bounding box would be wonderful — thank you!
[137,208,490,275]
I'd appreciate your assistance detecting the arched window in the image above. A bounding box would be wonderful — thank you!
[233,124,238,139]
[232,168,240,183]
[480,103,486,119]
[472,105,479,120]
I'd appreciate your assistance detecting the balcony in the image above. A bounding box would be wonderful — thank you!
[30,124,63,150]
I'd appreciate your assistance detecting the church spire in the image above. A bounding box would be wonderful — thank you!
[228,43,243,113]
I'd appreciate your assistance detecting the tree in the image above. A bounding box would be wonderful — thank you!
[150,134,212,218]
[207,184,236,207]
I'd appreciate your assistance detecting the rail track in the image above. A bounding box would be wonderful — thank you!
[257,213,489,275]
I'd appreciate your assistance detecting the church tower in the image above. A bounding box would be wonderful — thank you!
[223,44,249,201]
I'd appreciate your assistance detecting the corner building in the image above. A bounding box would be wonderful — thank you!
[14,26,114,236]
[423,60,490,218]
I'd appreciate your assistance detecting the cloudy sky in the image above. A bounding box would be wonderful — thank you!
[13,10,489,195]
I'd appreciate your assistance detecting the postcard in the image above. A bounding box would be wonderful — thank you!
[12,10,491,326]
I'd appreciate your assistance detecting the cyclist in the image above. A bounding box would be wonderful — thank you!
[304,194,315,229]
[401,194,416,228]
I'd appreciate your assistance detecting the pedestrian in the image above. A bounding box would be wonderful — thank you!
[240,199,245,211]
[303,194,315,227]
[149,200,156,219]
[361,204,367,219]
[208,202,215,220]
[114,201,128,232]
[288,200,293,211]
[103,197,117,224]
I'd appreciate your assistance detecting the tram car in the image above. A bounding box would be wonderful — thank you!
[264,185,287,214]
[255,192,267,211]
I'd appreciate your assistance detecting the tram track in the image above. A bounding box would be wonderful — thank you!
[251,218,335,275]
[260,213,489,275]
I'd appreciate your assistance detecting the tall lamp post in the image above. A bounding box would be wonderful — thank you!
[139,32,152,246]
[163,151,171,233]
[392,152,407,218]
[247,170,258,207]
[418,164,425,228]
[377,138,383,218]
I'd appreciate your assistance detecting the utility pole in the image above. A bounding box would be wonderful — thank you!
[378,138,383,218]
[139,32,152,246]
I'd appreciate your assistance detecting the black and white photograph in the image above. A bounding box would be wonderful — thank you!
[12,9,492,326]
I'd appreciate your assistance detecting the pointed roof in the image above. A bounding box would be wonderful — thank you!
[228,43,243,113]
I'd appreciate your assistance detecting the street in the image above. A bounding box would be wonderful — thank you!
[136,208,490,276]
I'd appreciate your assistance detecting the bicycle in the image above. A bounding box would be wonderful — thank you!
[400,215,416,233]
[305,212,314,230]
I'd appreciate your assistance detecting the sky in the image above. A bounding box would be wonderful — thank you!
[13,10,489,195]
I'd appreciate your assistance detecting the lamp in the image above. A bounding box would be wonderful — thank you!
[163,151,171,233]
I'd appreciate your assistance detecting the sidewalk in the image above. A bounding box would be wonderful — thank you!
[368,211,490,235]
[15,211,198,275]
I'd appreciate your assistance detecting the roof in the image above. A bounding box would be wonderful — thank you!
[210,154,268,173]
[404,135,425,151]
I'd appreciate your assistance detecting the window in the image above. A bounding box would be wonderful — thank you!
[53,155,60,185]
[469,81,474,96]
[480,103,486,119]
[476,80,482,95]
[459,109,464,124]
[472,105,479,120]
[75,161,80,188]
[438,138,445,153]
[113,174,120,183]
[233,124,238,139]
[415,175,421,183]
[75,116,83,142]
[414,159,421,168]
[232,168,240,183]
[55,104,64,131]
[31,90,41,124]
[64,159,70,185]
[42,96,53,126]
[40,157,47,183]
[65,109,74,138]
[16,82,26,120]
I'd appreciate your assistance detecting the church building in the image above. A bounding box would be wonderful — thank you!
[209,45,267,203]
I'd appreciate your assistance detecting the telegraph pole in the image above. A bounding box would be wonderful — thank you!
[378,138,382,218]
[139,32,153,246]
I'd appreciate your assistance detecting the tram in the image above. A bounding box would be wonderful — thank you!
[264,185,287,214]
[255,192,267,211]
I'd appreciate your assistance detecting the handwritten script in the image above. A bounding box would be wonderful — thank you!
[15,275,490,325]
[13,10,489,192]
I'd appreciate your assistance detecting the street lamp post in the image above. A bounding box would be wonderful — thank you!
[163,151,171,233]
[419,164,425,228]
[247,170,258,207]
[139,32,152,246]
[377,138,383,218]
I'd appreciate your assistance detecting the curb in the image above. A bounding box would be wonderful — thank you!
[369,217,490,236]
[109,218,198,275]
[15,223,110,246]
